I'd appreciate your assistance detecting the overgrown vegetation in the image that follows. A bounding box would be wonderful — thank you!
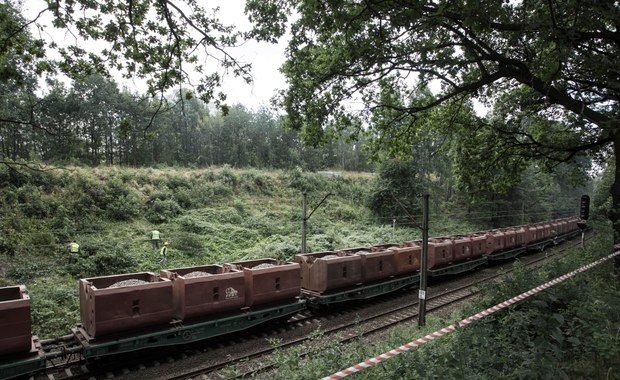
[0,163,593,352]
[262,224,620,379]
[0,165,390,336]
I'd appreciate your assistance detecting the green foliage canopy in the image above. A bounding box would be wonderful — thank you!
[246,0,619,238]
[247,0,617,152]
[368,158,424,221]
[7,0,253,113]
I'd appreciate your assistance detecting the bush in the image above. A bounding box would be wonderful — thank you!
[90,251,138,276]
[245,235,299,260]
[106,193,143,220]
[173,187,193,208]
[102,178,143,220]
[242,215,287,237]
[187,183,213,206]
[173,232,204,257]
[284,167,322,193]
[368,158,424,221]
[146,198,183,223]
[178,215,212,234]
[30,278,79,338]
[220,165,239,187]
[69,178,102,217]
[69,173,144,220]
[68,251,138,278]
[149,187,173,202]
[48,205,74,241]
[167,174,192,190]
[208,180,234,199]
[330,175,371,201]
[0,236,17,256]
[240,170,275,194]
[323,203,364,221]
[16,184,57,217]
[6,259,43,282]
[27,231,56,248]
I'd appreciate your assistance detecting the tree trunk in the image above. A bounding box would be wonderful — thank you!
[609,132,620,270]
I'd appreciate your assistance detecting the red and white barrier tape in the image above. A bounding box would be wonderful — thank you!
[321,249,620,380]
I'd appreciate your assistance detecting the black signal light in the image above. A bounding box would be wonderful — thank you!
[579,195,590,220]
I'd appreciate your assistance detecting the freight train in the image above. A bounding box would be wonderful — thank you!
[0,217,583,379]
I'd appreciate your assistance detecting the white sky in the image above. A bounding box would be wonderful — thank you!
[205,2,288,110]
[23,1,288,110]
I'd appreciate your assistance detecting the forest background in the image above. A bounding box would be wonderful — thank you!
[1,0,619,378]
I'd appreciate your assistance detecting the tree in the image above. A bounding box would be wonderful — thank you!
[0,1,45,163]
[0,1,45,88]
[114,88,159,166]
[369,158,425,222]
[71,74,124,165]
[247,0,620,243]
[37,80,82,162]
[10,0,253,118]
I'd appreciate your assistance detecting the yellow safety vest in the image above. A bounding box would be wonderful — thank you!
[160,246,168,256]
[70,243,79,253]
[151,230,160,240]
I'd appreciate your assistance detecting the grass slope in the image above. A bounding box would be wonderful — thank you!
[0,165,484,337]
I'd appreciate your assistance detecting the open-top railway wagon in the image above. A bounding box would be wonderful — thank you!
[296,217,581,306]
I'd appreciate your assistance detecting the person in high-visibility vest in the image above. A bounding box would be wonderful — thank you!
[69,241,79,254]
[150,229,161,249]
[159,241,169,264]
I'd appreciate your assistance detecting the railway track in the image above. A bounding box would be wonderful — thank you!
[34,233,590,380]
